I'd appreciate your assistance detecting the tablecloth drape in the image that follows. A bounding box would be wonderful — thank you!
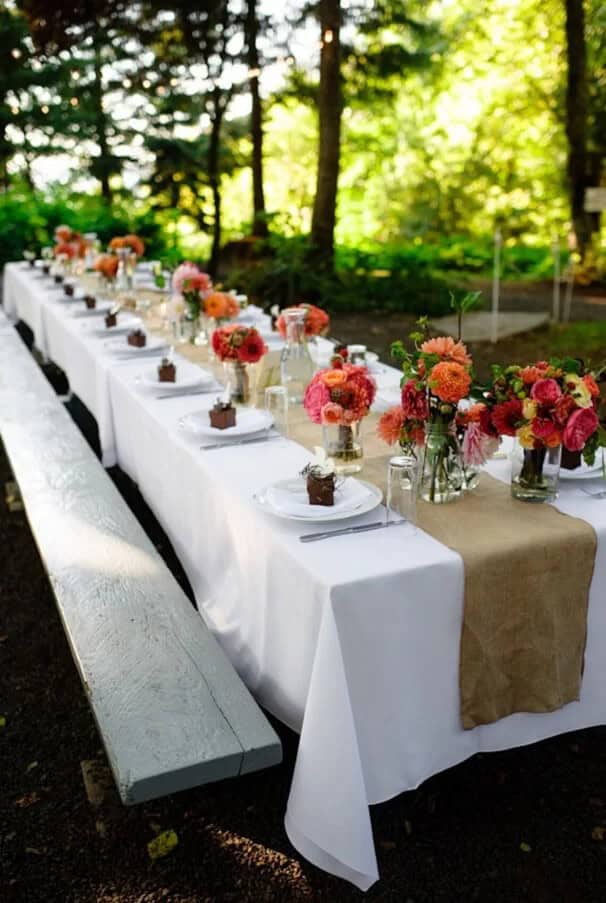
[3,261,606,891]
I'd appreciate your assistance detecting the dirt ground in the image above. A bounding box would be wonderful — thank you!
[2,310,606,903]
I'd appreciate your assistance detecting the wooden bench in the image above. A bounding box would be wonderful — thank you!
[0,314,281,804]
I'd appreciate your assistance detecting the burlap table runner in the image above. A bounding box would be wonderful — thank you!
[105,290,598,730]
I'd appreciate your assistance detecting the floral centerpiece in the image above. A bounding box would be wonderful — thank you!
[94,253,119,281]
[204,291,240,321]
[212,324,268,404]
[109,234,145,258]
[303,361,376,473]
[387,324,491,503]
[487,358,605,501]
[277,303,329,338]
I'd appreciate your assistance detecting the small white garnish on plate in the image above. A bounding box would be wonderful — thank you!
[310,446,336,477]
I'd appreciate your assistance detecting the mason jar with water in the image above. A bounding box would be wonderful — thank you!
[280,307,315,404]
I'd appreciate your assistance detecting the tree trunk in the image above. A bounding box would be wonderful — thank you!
[92,28,112,203]
[208,95,224,278]
[564,0,593,256]
[247,0,268,238]
[310,0,342,269]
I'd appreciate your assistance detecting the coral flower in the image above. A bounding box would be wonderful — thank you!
[204,292,234,319]
[420,336,471,366]
[54,241,76,258]
[322,369,348,389]
[583,374,600,398]
[519,365,546,384]
[321,402,345,425]
[377,406,406,445]
[55,225,72,242]
[428,361,471,404]
[123,234,145,257]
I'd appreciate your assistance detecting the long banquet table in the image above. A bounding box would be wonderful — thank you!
[3,262,606,890]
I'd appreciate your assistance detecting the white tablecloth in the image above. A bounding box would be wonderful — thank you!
[3,262,606,891]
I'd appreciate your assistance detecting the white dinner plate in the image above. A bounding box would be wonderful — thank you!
[560,456,606,480]
[253,477,383,522]
[103,334,167,357]
[90,315,142,337]
[71,301,113,317]
[137,365,214,390]
[179,407,273,439]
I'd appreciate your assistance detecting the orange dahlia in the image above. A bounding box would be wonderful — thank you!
[428,361,471,404]
[420,336,471,366]
[377,406,405,445]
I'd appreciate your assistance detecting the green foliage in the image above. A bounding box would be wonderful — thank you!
[225,232,455,316]
[0,184,169,268]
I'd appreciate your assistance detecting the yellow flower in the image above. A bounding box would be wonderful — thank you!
[565,373,592,409]
[517,424,535,449]
[522,398,537,420]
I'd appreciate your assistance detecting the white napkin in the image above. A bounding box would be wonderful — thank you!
[266,478,372,518]
[237,304,266,325]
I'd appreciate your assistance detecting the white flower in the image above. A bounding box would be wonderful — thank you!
[310,446,335,476]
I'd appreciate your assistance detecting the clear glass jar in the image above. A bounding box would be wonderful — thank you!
[322,421,363,474]
[224,360,251,405]
[511,440,561,502]
[419,420,464,504]
[386,454,418,526]
[280,307,315,404]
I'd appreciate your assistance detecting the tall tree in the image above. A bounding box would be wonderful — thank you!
[246,0,268,238]
[564,0,591,254]
[19,0,143,201]
[310,0,342,267]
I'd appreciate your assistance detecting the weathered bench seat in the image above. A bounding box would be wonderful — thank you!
[0,313,281,803]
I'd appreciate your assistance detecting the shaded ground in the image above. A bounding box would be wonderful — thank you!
[1,319,606,902]
[332,280,606,383]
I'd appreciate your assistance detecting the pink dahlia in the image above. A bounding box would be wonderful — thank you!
[563,407,600,452]
[462,422,500,466]
[303,376,332,424]
[530,378,561,407]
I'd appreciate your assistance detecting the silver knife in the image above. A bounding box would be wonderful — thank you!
[300,519,405,543]
[155,386,220,399]
[200,432,281,451]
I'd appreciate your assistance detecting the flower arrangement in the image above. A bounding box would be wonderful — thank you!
[109,234,145,257]
[94,253,119,280]
[211,324,268,364]
[54,241,77,259]
[54,224,73,243]
[204,291,240,320]
[387,321,489,502]
[303,363,377,426]
[172,261,210,296]
[488,359,603,459]
[277,303,330,338]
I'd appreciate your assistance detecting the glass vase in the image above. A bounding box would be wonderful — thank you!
[224,361,251,405]
[419,420,464,504]
[511,440,561,503]
[280,307,315,404]
[322,421,364,474]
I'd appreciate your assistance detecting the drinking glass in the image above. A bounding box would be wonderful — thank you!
[386,454,418,527]
[264,385,289,435]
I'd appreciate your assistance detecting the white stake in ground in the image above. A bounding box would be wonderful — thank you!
[490,228,502,344]
[551,235,561,322]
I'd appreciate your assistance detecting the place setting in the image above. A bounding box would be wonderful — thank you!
[180,392,281,449]
[135,353,221,400]
[253,447,383,531]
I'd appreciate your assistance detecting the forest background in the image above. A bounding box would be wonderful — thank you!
[0,0,604,316]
